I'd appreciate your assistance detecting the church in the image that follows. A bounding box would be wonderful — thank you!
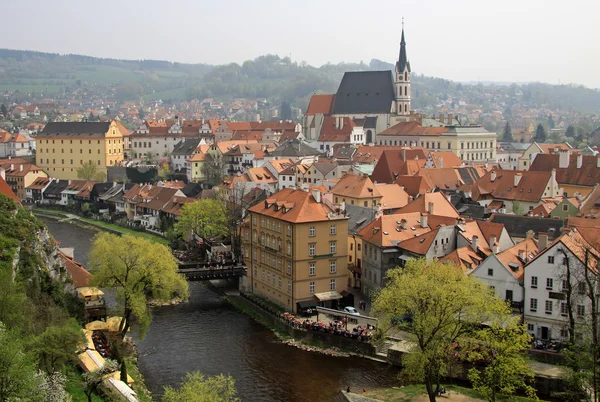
[304,27,415,144]
[302,27,497,163]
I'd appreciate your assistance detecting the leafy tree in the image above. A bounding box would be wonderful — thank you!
[512,200,524,216]
[163,371,240,402]
[466,319,536,402]
[77,160,106,182]
[38,371,72,402]
[566,125,575,138]
[89,233,189,337]
[105,106,111,116]
[501,121,512,142]
[83,358,118,402]
[280,100,292,120]
[548,114,555,129]
[175,198,228,242]
[0,104,7,117]
[31,318,85,375]
[158,161,172,181]
[201,153,226,186]
[534,123,547,143]
[0,324,45,402]
[372,259,508,402]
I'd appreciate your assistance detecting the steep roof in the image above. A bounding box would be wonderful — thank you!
[370,149,427,183]
[317,117,354,143]
[396,192,460,218]
[529,153,600,187]
[394,175,435,197]
[376,183,409,210]
[398,228,438,255]
[172,138,201,155]
[268,139,321,157]
[38,122,111,138]
[331,174,381,199]
[306,94,335,115]
[472,170,553,202]
[246,167,277,184]
[396,28,410,73]
[0,175,19,202]
[61,252,91,288]
[247,188,343,223]
[358,212,431,247]
[489,214,564,240]
[379,121,448,136]
[495,239,538,280]
[332,71,395,115]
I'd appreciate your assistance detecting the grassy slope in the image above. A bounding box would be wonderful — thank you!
[363,384,543,402]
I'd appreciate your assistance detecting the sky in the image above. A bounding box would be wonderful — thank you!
[2,0,599,88]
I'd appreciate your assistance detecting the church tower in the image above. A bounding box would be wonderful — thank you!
[395,24,411,116]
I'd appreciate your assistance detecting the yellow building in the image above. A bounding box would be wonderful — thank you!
[35,121,124,180]
[242,188,349,312]
[4,163,48,200]
[331,174,382,207]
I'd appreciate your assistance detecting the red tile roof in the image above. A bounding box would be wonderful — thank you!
[0,175,19,203]
[379,121,449,136]
[248,188,342,223]
[305,94,335,115]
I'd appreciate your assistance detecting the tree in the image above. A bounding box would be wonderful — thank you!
[466,319,536,402]
[548,114,556,129]
[158,161,172,181]
[83,358,118,402]
[0,324,45,402]
[120,360,128,384]
[77,160,106,182]
[31,318,85,375]
[501,121,512,142]
[201,153,226,186]
[372,259,508,402]
[38,371,72,402]
[0,104,7,117]
[144,152,157,165]
[534,124,547,143]
[280,100,292,120]
[163,372,239,402]
[511,200,524,216]
[89,233,189,337]
[175,198,228,242]
[566,125,575,138]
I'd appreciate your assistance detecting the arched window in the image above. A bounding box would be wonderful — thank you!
[405,72,408,81]
[405,104,408,113]
[366,130,373,144]
[405,86,407,96]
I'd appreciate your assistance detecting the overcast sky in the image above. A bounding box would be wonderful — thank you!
[2,0,599,88]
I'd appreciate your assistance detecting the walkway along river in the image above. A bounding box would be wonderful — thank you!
[41,217,401,401]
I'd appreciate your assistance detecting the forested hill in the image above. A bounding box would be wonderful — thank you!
[1,49,599,113]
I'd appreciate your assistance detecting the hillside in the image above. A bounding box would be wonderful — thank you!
[1,49,599,114]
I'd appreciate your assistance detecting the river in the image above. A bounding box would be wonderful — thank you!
[41,217,401,401]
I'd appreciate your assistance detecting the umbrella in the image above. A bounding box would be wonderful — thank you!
[107,316,128,333]
[85,320,109,331]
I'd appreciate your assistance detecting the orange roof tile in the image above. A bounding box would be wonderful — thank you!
[306,94,335,115]
[358,212,431,248]
[331,174,381,199]
[396,192,460,218]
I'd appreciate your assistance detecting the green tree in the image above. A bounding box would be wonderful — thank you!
[163,372,240,402]
[89,233,189,337]
[512,200,524,215]
[201,153,226,186]
[501,121,512,142]
[466,319,536,402]
[175,198,228,242]
[0,324,45,402]
[280,100,292,120]
[372,259,508,402]
[158,162,172,181]
[534,123,547,143]
[31,318,85,375]
[566,125,575,138]
[76,160,106,182]
[0,104,7,117]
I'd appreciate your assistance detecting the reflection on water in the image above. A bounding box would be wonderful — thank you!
[41,217,401,401]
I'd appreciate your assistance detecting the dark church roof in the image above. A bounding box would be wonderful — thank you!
[332,71,395,115]
[38,122,111,138]
[396,28,411,73]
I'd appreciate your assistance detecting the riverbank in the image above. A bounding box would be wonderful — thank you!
[31,208,170,245]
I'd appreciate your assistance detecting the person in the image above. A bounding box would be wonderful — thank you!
[346,386,351,393]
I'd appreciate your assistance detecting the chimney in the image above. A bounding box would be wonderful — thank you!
[10,163,14,170]
[447,113,453,125]
[439,114,445,123]
[446,194,452,202]
[408,195,414,203]
[335,117,340,129]
[490,235,497,251]
[311,189,321,203]
[513,173,522,187]
[518,249,525,261]
[559,150,570,168]
[340,118,344,130]
[402,148,406,161]
[438,157,443,168]
[19,164,23,172]
[428,201,434,215]
[577,154,583,169]
[597,156,600,168]
[420,213,428,228]
[471,235,479,251]
[490,171,497,182]
[526,230,534,240]
[401,219,408,230]
[538,232,548,251]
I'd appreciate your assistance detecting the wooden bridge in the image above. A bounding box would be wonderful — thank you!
[177,261,247,281]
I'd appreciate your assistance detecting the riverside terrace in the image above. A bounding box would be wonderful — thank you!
[177,261,247,281]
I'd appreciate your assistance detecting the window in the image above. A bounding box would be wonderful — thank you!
[330,224,336,235]
[261,270,265,281]
[287,241,291,255]
[578,282,586,294]
[531,276,538,288]
[561,302,568,316]
[530,298,538,312]
[548,256,555,264]
[287,262,291,275]
[330,279,336,291]
[309,226,316,237]
[546,278,553,290]
[577,305,585,317]
[357,243,361,251]
[487,268,494,277]
[309,282,315,294]
[287,225,291,236]
[287,280,291,292]
[309,244,316,257]
[253,216,257,225]
[330,260,336,274]
[527,323,534,332]
[309,263,315,276]
[545,300,553,314]
[563,204,568,211]
[562,280,568,291]
[330,242,336,254]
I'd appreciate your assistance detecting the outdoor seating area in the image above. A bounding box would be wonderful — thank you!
[280,312,374,342]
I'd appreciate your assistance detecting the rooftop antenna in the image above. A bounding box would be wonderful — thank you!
[402,16,404,30]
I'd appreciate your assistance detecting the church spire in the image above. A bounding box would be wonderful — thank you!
[397,22,410,73]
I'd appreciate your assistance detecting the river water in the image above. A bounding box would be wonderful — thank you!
[42,218,401,401]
